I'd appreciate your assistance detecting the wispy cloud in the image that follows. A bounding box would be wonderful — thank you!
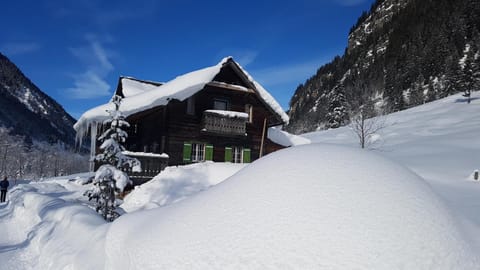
[332,0,368,7]
[0,42,41,56]
[64,37,113,99]
[251,59,325,87]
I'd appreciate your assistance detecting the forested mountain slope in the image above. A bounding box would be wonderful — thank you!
[0,52,76,146]
[287,0,480,133]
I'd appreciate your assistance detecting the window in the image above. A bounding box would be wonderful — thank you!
[184,142,213,163]
[232,146,243,163]
[245,104,253,123]
[214,99,228,110]
[191,143,206,162]
[187,96,195,115]
[226,146,245,163]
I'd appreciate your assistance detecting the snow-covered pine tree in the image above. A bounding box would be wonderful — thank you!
[326,86,349,129]
[409,74,425,105]
[85,95,140,221]
[462,49,476,103]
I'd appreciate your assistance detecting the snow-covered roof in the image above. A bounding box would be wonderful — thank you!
[74,57,289,137]
[119,77,162,98]
[233,61,289,124]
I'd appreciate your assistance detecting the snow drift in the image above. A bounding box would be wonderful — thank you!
[121,162,246,212]
[106,144,478,269]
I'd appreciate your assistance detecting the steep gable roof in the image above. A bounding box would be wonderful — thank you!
[74,57,289,138]
[115,77,163,98]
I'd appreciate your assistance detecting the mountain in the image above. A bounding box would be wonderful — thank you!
[287,0,480,133]
[0,52,77,146]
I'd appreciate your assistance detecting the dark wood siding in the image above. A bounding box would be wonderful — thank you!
[123,83,285,166]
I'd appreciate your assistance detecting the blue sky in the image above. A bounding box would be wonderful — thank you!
[1,0,374,119]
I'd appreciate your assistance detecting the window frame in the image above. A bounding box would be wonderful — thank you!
[191,143,206,162]
[245,104,253,123]
[232,146,244,163]
[213,98,229,111]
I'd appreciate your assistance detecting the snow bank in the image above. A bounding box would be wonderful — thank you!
[121,162,246,212]
[302,92,480,244]
[106,144,478,269]
[0,181,108,270]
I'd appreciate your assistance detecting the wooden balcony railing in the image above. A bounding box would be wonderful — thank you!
[202,110,248,136]
[122,151,169,185]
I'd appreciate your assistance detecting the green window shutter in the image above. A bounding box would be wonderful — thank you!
[183,143,192,162]
[243,148,251,163]
[205,144,213,161]
[225,147,232,162]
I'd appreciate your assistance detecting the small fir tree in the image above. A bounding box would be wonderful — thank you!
[85,95,140,221]
[409,74,425,105]
[326,86,349,129]
[461,49,475,103]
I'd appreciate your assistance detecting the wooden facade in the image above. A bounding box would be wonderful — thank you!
[122,61,286,167]
[89,58,287,181]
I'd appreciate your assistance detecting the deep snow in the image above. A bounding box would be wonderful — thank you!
[121,162,246,212]
[106,145,478,269]
[1,92,480,269]
[303,92,480,249]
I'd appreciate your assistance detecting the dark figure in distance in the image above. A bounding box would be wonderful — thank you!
[0,176,9,202]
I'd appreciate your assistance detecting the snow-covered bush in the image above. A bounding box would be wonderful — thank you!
[85,95,140,221]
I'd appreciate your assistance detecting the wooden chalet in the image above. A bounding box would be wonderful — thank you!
[74,57,289,183]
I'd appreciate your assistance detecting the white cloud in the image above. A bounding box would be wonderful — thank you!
[65,71,111,99]
[0,42,41,56]
[64,38,114,99]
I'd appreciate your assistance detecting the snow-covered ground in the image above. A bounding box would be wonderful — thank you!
[107,144,477,269]
[303,92,480,249]
[1,92,480,269]
[120,162,246,212]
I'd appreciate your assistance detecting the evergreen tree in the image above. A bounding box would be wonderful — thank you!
[326,86,349,129]
[85,95,140,221]
[409,74,425,105]
[461,49,475,103]
[442,56,462,98]
[425,83,437,103]
[471,37,480,91]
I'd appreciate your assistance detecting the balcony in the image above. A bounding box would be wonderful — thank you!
[202,110,248,136]
[122,151,169,185]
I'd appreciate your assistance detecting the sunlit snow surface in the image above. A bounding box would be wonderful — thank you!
[106,145,478,269]
[1,92,480,269]
[121,162,246,212]
[303,92,480,249]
